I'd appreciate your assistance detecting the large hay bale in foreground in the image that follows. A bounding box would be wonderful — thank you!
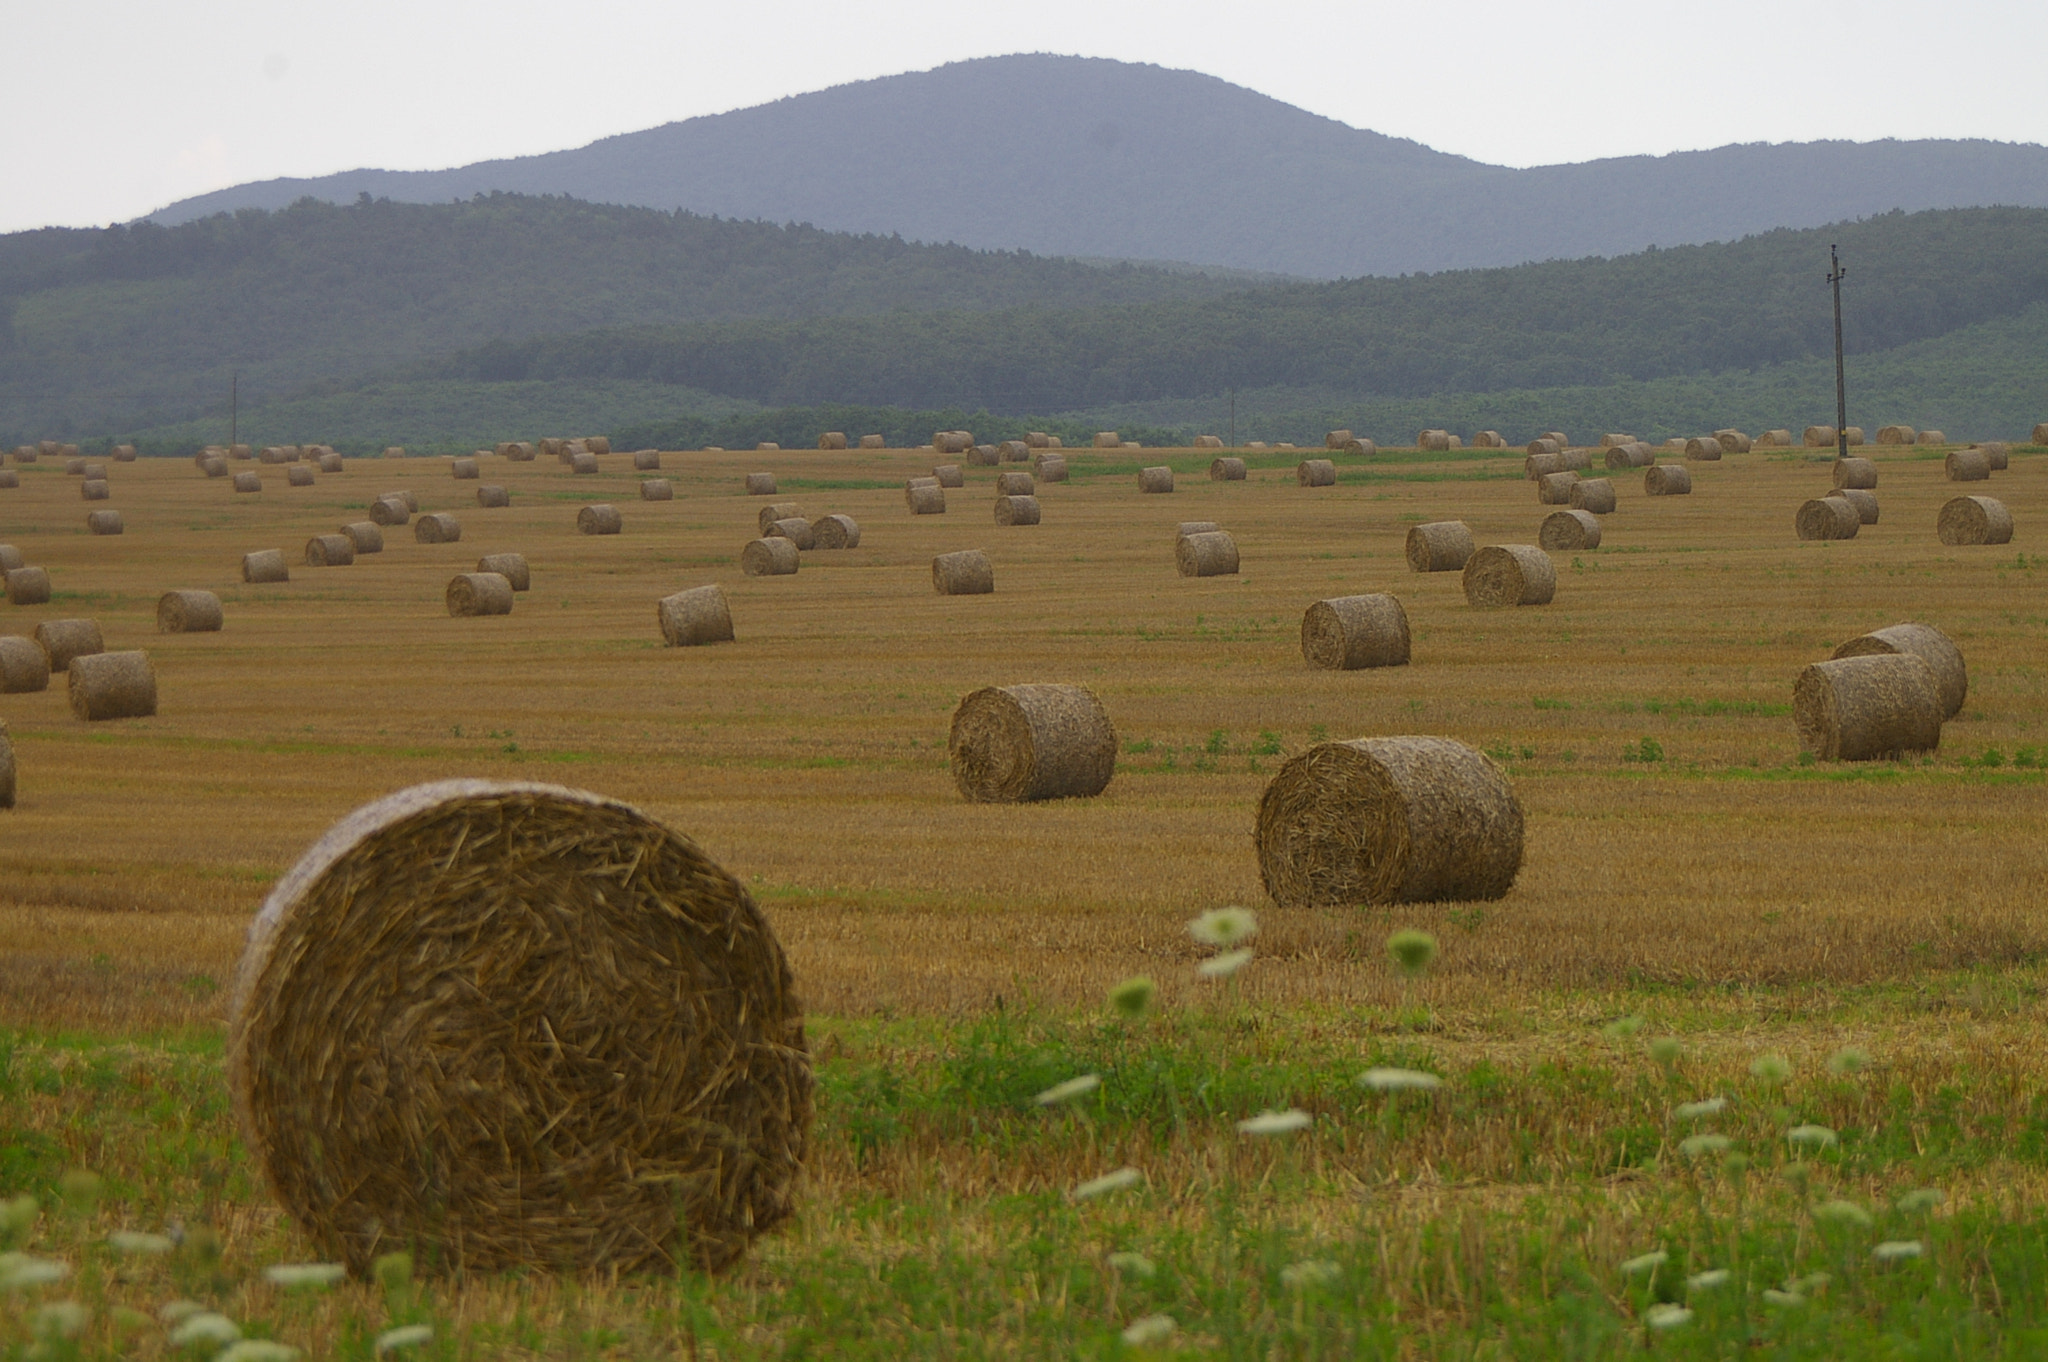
[640,479,673,501]
[767,517,816,549]
[69,650,156,720]
[741,537,799,576]
[1536,471,1579,504]
[993,495,1041,526]
[1835,488,1879,524]
[243,550,289,583]
[226,779,810,1274]
[1684,437,1724,460]
[342,522,384,554]
[0,635,50,693]
[233,472,263,493]
[1255,736,1523,907]
[578,504,623,536]
[1803,426,1838,448]
[932,464,965,488]
[1794,655,1942,761]
[1298,458,1337,487]
[1301,594,1409,670]
[1645,464,1692,496]
[1831,622,1966,718]
[87,510,124,535]
[415,513,462,544]
[36,619,104,672]
[658,585,733,646]
[1569,478,1616,514]
[476,553,530,591]
[948,684,1115,803]
[1833,457,1878,489]
[1176,530,1239,577]
[1945,449,1991,482]
[907,483,946,515]
[1937,495,2013,545]
[758,502,802,534]
[1406,521,1474,573]
[369,497,410,526]
[6,567,51,605]
[157,590,223,634]
[1795,497,1860,540]
[1210,457,1247,480]
[812,514,860,549]
[446,572,514,617]
[305,534,356,567]
[995,471,1034,496]
[745,473,777,495]
[1138,466,1174,493]
[1034,454,1068,481]
[932,548,993,595]
[1539,509,1602,549]
[1462,545,1555,607]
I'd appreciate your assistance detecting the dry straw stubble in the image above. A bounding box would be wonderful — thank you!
[1937,495,2013,545]
[156,591,223,634]
[477,553,531,591]
[1831,621,1967,718]
[948,683,1116,802]
[447,572,515,617]
[69,650,157,720]
[658,585,735,646]
[1300,594,1410,670]
[1462,544,1556,607]
[1794,654,1943,761]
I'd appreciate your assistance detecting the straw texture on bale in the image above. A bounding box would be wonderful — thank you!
[87,510,124,535]
[226,779,810,1274]
[1843,427,1865,445]
[993,495,1041,526]
[1562,446,1595,470]
[585,436,611,456]
[1094,432,1121,448]
[318,453,344,473]
[966,444,999,466]
[1831,457,1878,490]
[1298,458,1337,487]
[0,635,49,692]
[1025,432,1050,449]
[1000,441,1031,462]
[1034,454,1068,481]
[1714,430,1753,453]
[1877,425,1917,445]
[818,431,848,450]
[503,442,536,461]
[1524,451,1564,479]
[1525,438,1560,458]
[0,471,15,489]
[1795,496,1861,540]
[948,684,1115,803]
[745,473,777,495]
[757,503,802,534]
[811,514,860,549]
[933,432,971,455]
[243,550,289,584]
[907,483,946,515]
[1569,478,1616,514]
[1916,430,1946,445]
[233,472,262,493]
[388,490,420,511]
[578,504,623,536]
[1536,471,1579,504]
[0,546,19,572]
[995,471,1034,496]
[1831,622,1966,718]
[342,522,384,554]
[630,449,662,471]
[35,619,103,672]
[1645,464,1692,496]
[1193,435,1223,449]
[570,453,599,475]
[1794,654,1942,761]
[156,590,223,634]
[1684,437,1724,460]
[81,478,110,500]
[640,479,673,501]
[1177,521,1221,538]
[1977,442,2009,471]
[475,553,530,591]
[68,650,156,721]
[1752,429,1789,447]
[369,497,409,526]
[1325,430,1353,449]
[1405,521,1475,573]
[1804,426,1838,448]
[451,457,479,479]
[202,457,228,478]
[1539,508,1602,550]
[476,485,510,508]
[305,534,355,567]
[65,457,87,474]
[1937,495,2013,545]
[415,513,462,544]
[658,585,734,646]
[1254,736,1524,907]
[6,567,52,605]
[447,572,515,617]
[113,444,136,461]
[859,434,885,449]
[1473,431,1505,448]
[1301,594,1410,670]
[767,517,816,550]
[1605,442,1653,469]
[1210,457,1247,480]
[1834,488,1879,524]
[1462,544,1556,607]
[1138,466,1174,493]
[932,549,993,595]
[1421,431,1454,452]
[741,537,799,576]
[933,464,965,488]
[1176,530,1240,577]
[1944,449,1990,482]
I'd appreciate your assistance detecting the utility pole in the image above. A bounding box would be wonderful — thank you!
[230,370,239,450]
[1228,389,1236,448]
[1828,246,1847,460]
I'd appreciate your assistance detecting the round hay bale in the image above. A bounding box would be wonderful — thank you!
[1472,431,1504,449]
[1537,471,1579,504]
[907,483,946,515]
[966,444,1000,467]
[233,472,263,493]
[1301,594,1410,670]
[451,457,480,480]
[68,650,156,721]
[1832,457,1878,489]
[933,432,970,455]
[1325,430,1353,449]
[80,478,110,501]
[1757,429,1792,447]
[767,517,816,550]
[1714,430,1753,453]
[745,473,777,496]
[1094,431,1121,448]
[0,635,50,692]
[1138,466,1174,494]
[1977,442,2010,471]
[1559,447,1594,472]
[1176,530,1239,577]
[539,439,568,460]
[1419,430,1452,452]
[999,441,1031,462]
[1034,454,1069,482]
[859,434,885,449]
[570,452,599,475]
[632,449,662,471]
[1210,457,1248,481]
[64,457,87,474]
[1599,434,1634,448]
[243,550,289,583]
[84,463,106,478]
[0,471,16,489]
[1795,496,1861,540]
[2032,423,2048,445]
[1945,449,1991,482]
[1569,478,1616,514]
[1803,426,1837,448]
[1834,488,1879,524]
[1406,521,1475,573]
[6,567,52,605]
[741,537,799,576]
[35,619,103,672]
[818,431,848,451]
[415,513,462,544]
[993,495,1041,526]
[1843,427,1866,446]
[113,445,136,462]
[932,464,965,488]
[1604,442,1652,469]
[1025,432,1050,449]
[948,684,1115,803]
[1645,465,1692,496]
[156,590,223,634]
[1462,544,1555,608]
[1876,424,1916,445]
[1176,521,1221,538]
[585,436,611,456]
[1044,436,1064,449]
[226,779,809,1274]
[578,504,623,536]
[476,553,530,591]
[1298,458,1337,487]
[318,453,344,473]
[281,465,312,488]
[1254,736,1523,907]
[1539,509,1602,550]
[1684,437,1724,460]
[305,534,356,567]
[1193,435,1223,450]
[1937,495,2013,546]
[1525,438,1560,458]
[1831,622,1966,718]
[86,510,124,535]
[477,484,510,508]
[1524,451,1563,479]
[1917,430,1947,445]
[447,572,514,617]
[640,479,674,501]
[507,442,537,461]
[904,476,940,503]
[202,457,229,478]
[811,514,861,549]
[369,496,410,526]
[932,549,993,595]
[0,546,19,571]
[1794,654,1941,761]
[758,502,802,534]
[995,471,1034,496]
[342,522,384,554]
[658,585,734,646]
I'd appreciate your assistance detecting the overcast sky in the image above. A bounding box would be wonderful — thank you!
[6,0,2045,236]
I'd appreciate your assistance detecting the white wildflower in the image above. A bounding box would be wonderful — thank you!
[169,1311,242,1347]
[108,1230,177,1254]
[1619,1250,1668,1277]
[1189,907,1257,947]
[0,1252,68,1289]
[263,1262,348,1288]
[1686,1268,1730,1291]
[218,1343,301,1362]
[33,1301,88,1340]
[1071,1167,1144,1202]
[1033,1074,1101,1106]
[1107,1252,1156,1279]
[1814,1200,1874,1230]
[1673,1097,1727,1120]
[1198,948,1254,979]
[1121,1313,1177,1346]
[1359,1067,1442,1093]
[1280,1259,1342,1289]
[1873,1239,1925,1262]
[375,1325,435,1353]
[1644,1303,1692,1330]
[1786,1124,1838,1149]
[1678,1133,1731,1157]
[1237,1108,1312,1136]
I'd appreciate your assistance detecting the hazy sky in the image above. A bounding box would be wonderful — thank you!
[6,0,2045,235]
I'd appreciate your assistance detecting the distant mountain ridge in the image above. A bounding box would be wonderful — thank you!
[149,54,2048,278]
